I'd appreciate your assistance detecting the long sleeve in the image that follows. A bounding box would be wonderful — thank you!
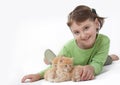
[89,35,110,75]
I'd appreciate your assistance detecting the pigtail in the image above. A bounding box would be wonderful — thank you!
[91,8,105,29]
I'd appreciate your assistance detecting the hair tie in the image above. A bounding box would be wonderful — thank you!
[91,8,97,15]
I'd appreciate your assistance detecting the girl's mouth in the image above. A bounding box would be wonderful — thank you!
[82,36,90,41]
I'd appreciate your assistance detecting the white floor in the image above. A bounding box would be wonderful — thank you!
[7,60,120,85]
[1,1,120,85]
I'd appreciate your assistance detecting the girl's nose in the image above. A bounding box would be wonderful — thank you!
[79,32,87,40]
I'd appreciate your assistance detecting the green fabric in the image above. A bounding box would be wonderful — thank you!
[39,34,110,77]
[58,34,110,75]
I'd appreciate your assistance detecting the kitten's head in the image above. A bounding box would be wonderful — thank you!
[57,56,73,72]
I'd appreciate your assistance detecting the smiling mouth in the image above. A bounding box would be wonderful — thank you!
[82,36,90,41]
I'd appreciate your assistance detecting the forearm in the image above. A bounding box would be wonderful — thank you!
[89,62,103,75]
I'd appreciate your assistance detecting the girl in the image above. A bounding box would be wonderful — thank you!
[21,5,119,83]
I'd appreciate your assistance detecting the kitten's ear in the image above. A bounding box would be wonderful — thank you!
[57,56,62,63]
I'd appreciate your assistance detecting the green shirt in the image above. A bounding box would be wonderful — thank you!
[58,34,110,75]
[40,34,110,77]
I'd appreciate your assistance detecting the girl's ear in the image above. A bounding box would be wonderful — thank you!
[95,18,100,29]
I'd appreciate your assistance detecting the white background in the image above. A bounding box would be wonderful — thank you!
[0,0,120,85]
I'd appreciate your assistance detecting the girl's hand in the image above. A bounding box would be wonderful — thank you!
[21,73,41,83]
[80,65,95,81]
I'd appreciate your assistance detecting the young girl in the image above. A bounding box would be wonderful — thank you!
[21,5,119,83]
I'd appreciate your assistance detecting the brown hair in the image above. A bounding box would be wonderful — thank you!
[67,5,105,29]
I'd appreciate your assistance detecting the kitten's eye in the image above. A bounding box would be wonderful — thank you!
[60,59,63,62]
[65,65,67,67]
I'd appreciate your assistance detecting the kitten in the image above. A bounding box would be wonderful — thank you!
[44,56,83,82]
[44,56,73,82]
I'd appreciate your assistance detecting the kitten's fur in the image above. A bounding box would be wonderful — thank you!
[44,56,82,82]
[72,65,82,82]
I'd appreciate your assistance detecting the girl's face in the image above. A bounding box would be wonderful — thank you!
[70,19,99,49]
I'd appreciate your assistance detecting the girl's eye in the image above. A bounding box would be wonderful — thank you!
[84,26,89,30]
[74,31,79,34]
